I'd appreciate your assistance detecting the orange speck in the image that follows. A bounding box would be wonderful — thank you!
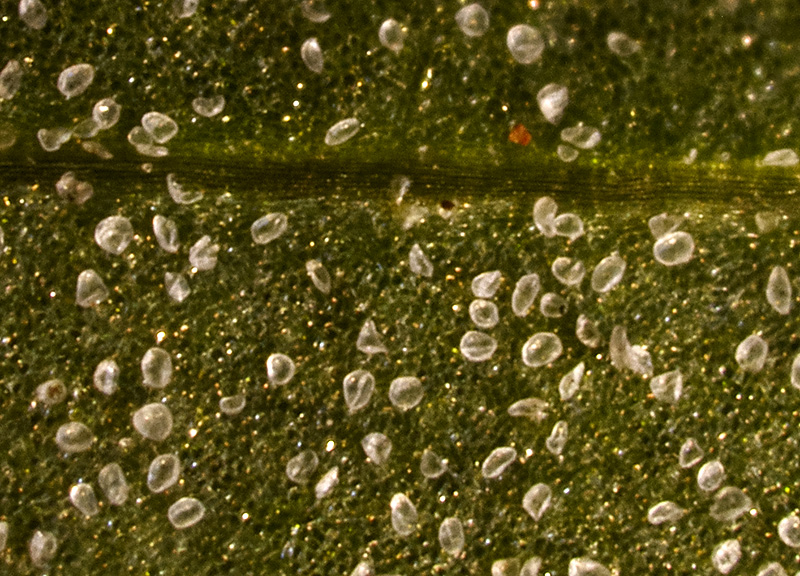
[509,123,531,146]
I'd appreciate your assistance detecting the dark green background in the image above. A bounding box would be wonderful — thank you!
[1,1,800,575]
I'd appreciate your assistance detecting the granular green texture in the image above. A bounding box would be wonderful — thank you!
[1,0,800,165]
[1,1,800,575]
[2,169,800,574]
